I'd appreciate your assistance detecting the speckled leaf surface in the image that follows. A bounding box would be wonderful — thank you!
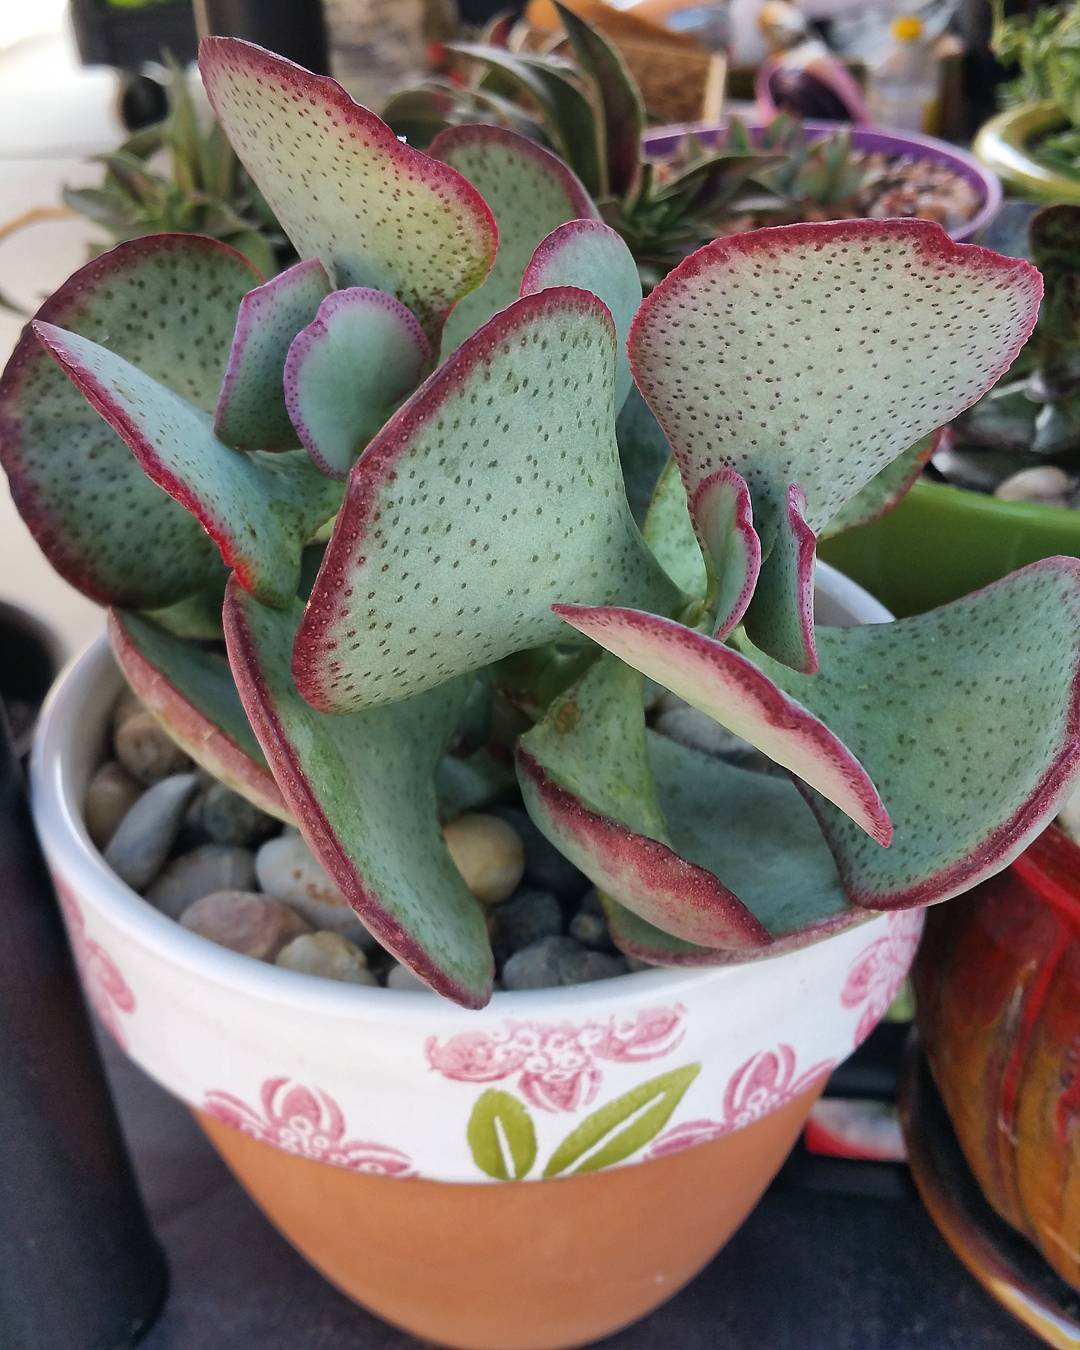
[35,324,343,608]
[739,557,1080,909]
[517,657,771,948]
[283,287,431,477]
[820,431,937,540]
[214,258,331,451]
[617,385,672,525]
[224,583,494,1007]
[293,288,681,713]
[742,483,816,671]
[199,38,496,343]
[521,219,641,410]
[0,236,254,608]
[430,124,596,352]
[642,459,706,598]
[690,469,760,640]
[108,609,289,820]
[552,604,891,843]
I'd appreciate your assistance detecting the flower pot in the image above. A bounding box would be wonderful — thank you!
[973,102,1080,204]
[909,826,1080,1325]
[30,564,921,1350]
[819,477,1080,617]
[643,120,1002,244]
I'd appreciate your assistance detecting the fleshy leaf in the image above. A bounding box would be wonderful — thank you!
[467,1090,537,1180]
[223,583,494,1007]
[690,469,761,640]
[521,218,641,410]
[199,38,496,342]
[293,288,681,713]
[617,385,672,525]
[820,431,937,540]
[34,324,343,609]
[642,459,706,598]
[429,124,596,352]
[552,605,891,844]
[108,609,289,821]
[742,483,816,673]
[737,557,1080,910]
[517,654,862,954]
[283,287,431,478]
[214,258,331,451]
[0,236,253,608]
[629,220,1042,665]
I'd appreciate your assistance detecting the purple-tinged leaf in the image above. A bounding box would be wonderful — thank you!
[0,236,253,608]
[552,604,891,844]
[34,323,342,608]
[224,582,494,1008]
[690,468,760,640]
[521,218,641,409]
[214,258,331,451]
[283,287,431,478]
[108,609,289,821]
[199,38,496,343]
[742,483,817,673]
[738,557,1080,910]
[293,288,680,713]
[429,124,597,351]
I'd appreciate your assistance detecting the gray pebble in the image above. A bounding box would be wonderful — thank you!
[192,782,277,847]
[558,948,629,984]
[114,709,193,785]
[180,890,311,960]
[490,806,588,902]
[385,962,434,993]
[490,889,563,965]
[501,935,583,991]
[145,844,257,920]
[275,931,376,985]
[655,703,776,773]
[255,833,376,949]
[569,909,614,951]
[104,773,199,890]
[84,760,142,849]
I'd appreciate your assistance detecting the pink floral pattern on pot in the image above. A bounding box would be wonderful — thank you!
[645,1044,835,1159]
[425,1004,686,1113]
[841,910,923,1047]
[55,877,136,1047]
[203,1077,416,1175]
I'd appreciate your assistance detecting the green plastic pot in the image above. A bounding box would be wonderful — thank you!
[973,101,1080,203]
[819,478,1080,617]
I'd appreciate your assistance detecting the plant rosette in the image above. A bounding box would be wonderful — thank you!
[32,573,921,1349]
[974,102,1080,205]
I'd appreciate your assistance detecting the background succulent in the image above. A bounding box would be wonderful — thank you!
[2,39,1078,1009]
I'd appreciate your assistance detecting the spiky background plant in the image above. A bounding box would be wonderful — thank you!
[2,39,1079,1008]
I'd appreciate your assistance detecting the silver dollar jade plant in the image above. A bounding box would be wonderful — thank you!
[2,39,1079,1008]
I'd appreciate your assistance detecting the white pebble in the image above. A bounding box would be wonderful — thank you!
[386,962,434,993]
[994,466,1072,506]
[275,931,377,985]
[255,833,376,948]
[1057,781,1080,845]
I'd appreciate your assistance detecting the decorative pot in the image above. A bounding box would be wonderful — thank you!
[973,102,1080,204]
[912,825,1080,1294]
[30,564,922,1350]
[820,477,1080,617]
[643,119,1002,244]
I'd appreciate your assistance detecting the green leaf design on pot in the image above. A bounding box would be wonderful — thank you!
[467,1089,538,1181]
[542,1063,700,1178]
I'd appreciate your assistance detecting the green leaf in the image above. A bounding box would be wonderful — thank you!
[821,432,936,539]
[543,1064,700,1177]
[467,1090,538,1180]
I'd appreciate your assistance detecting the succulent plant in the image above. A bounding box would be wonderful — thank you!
[3,39,1080,1009]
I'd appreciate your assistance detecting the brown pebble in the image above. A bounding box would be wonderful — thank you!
[84,760,142,848]
[442,813,525,906]
[114,710,192,785]
[275,932,377,985]
[180,891,311,961]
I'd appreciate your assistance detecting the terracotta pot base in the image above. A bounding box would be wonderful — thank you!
[198,1081,821,1350]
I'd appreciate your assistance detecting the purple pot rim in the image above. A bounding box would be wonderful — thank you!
[642,119,1003,243]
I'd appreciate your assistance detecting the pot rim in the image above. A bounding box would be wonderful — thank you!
[910,476,1080,530]
[642,118,1003,244]
[31,561,892,1024]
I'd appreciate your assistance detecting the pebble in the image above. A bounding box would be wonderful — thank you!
[104,773,199,890]
[255,833,376,948]
[180,890,311,960]
[489,806,588,902]
[558,948,629,984]
[191,782,277,847]
[84,760,142,848]
[114,709,193,785]
[442,813,525,906]
[569,890,615,951]
[275,931,376,985]
[501,935,585,990]
[385,962,434,993]
[655,704,767,767]
[994,465,1073,506]
[144,844,257,920]
[112,686,143,731]
[490,889,563,965]
[1057,781,1080,845]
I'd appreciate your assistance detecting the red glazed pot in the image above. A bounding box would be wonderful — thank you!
[913,826,1080,1292]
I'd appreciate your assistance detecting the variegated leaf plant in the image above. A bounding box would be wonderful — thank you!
[2,39,1077,1008]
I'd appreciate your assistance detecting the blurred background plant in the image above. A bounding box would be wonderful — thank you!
[990,0,1080,180]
